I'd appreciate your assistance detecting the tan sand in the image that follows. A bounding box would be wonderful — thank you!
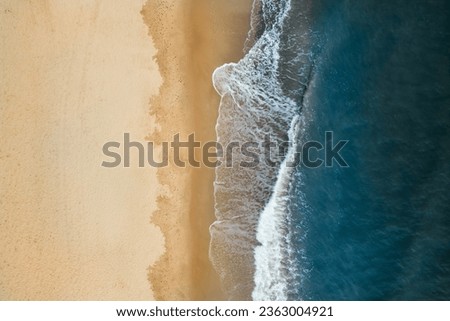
[0,0,164,300]
[141,0,253,300]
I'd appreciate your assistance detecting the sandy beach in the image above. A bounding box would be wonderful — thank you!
[0,0,252,300]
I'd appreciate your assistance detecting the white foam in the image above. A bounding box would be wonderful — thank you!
[252,115,302,300]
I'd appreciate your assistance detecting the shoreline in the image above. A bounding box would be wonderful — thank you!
[0,0,253,300]
[141,0,253,300]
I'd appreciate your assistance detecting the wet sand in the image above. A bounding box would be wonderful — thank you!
[141,0,253,300]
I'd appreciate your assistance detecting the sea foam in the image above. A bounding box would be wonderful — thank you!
[210,0,313,300]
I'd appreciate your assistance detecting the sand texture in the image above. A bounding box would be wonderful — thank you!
[0,0,163,300]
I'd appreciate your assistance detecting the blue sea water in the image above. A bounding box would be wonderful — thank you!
[211,0,450,300]
[291,0,450,300]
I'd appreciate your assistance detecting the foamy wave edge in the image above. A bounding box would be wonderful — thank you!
[210,0,311,300]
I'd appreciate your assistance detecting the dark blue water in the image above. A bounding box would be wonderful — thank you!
[290,0,450,300]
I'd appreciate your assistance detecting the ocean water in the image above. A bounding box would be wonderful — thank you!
[211,0,450,300]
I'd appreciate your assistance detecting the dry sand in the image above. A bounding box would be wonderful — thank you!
[0,0,163,300]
